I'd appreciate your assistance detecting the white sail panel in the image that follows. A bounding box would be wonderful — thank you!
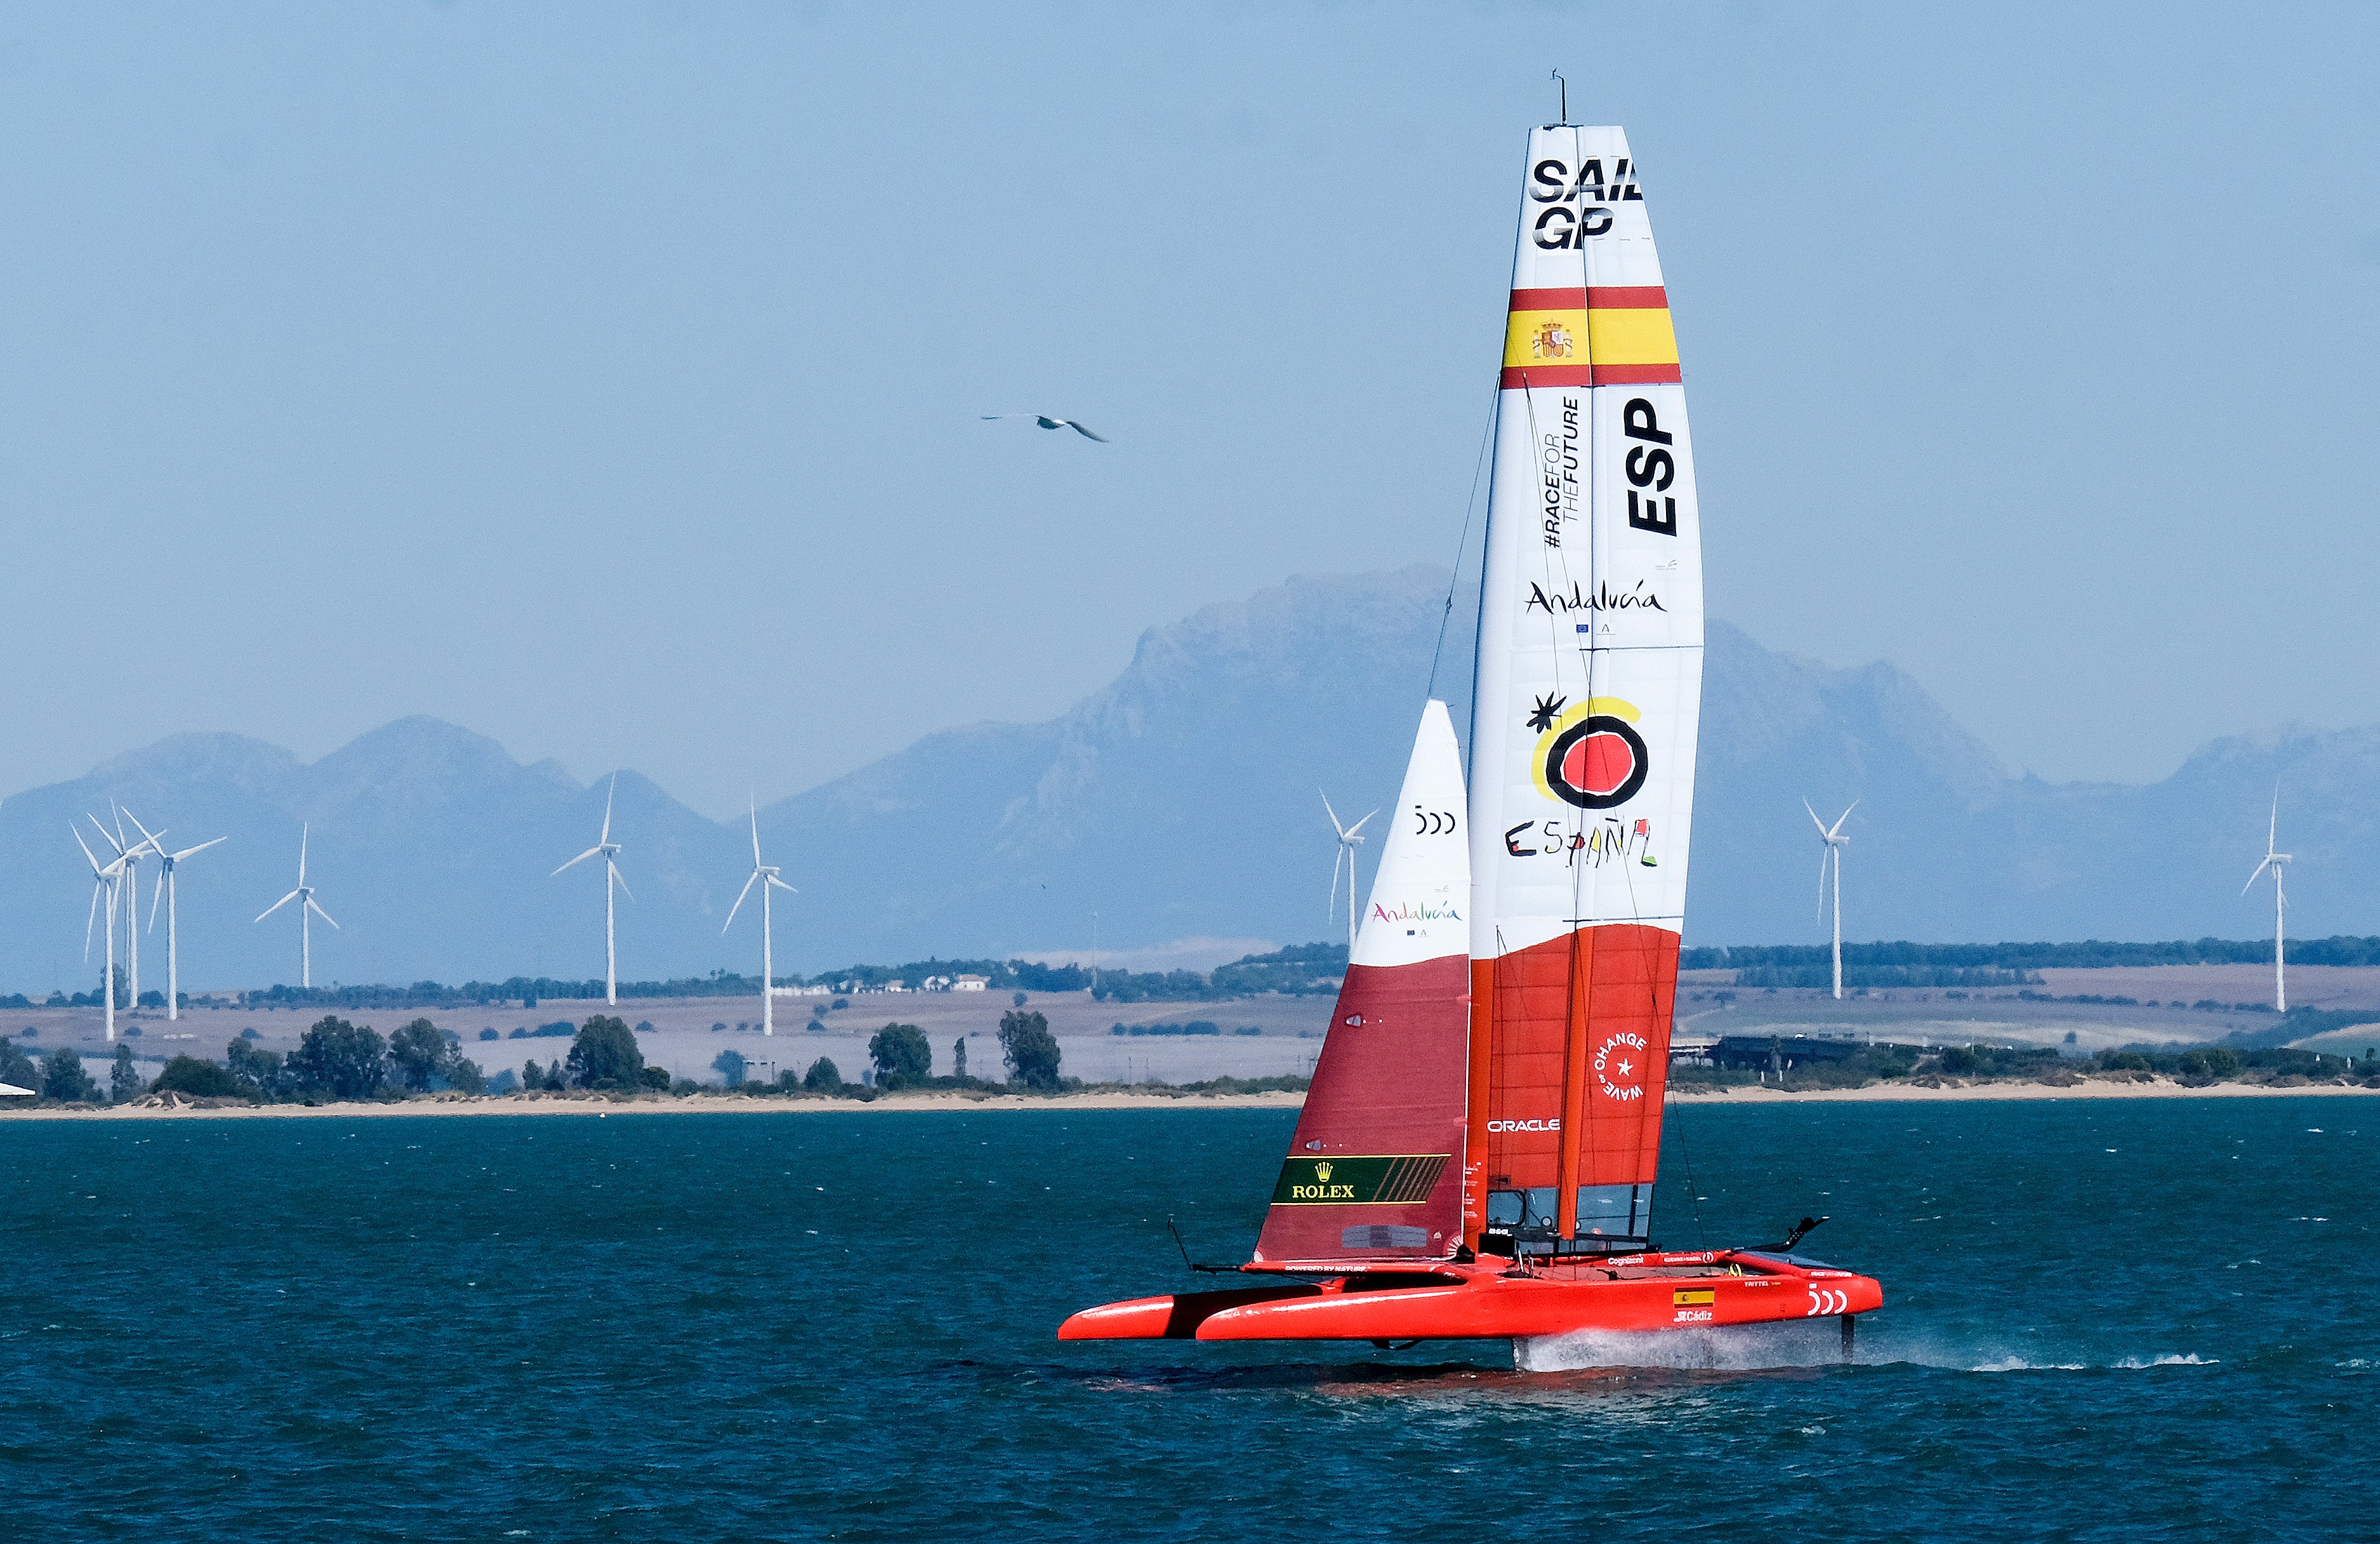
[1351,700,1469,969]
[1469,124,1705,962]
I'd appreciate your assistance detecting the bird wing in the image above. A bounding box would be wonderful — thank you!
[1066,421,1109,442]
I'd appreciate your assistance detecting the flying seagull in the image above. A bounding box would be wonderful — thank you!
[982,413,1109,443]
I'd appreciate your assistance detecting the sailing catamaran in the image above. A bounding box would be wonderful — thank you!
[1062,123,1882,1355]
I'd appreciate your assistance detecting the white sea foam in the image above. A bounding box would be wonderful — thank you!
[1514,1322,1848,1373]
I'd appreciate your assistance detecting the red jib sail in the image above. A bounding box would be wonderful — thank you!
[1254,702,1470,1265]
[1462,124,1704,1254]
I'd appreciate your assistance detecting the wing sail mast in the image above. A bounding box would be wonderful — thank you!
[1462,125,1705,1256]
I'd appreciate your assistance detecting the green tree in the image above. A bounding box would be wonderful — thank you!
[565,1016,644,1090]
[638,1065,670,1091]
[154,1056,243,1098]
[388,1018,449,1093]
[288,1016,388,1100]
[869,1023,932,1089]
[0,1037,36,1092]
[803,1057,842,1093]
[711,1048,748,1088]
[998,1009,1061,1091]
[227,1037,288,1100]
[39,1046,97,1103]
[952,1037,967,1081]
[110,1043,143,1102]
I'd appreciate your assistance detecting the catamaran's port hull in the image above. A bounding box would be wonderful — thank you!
[1060,1253,1882,1342]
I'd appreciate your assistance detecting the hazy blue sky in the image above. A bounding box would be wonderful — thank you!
[5,3,2375,817]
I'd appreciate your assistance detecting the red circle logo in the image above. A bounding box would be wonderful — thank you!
[1544,715,1648,809]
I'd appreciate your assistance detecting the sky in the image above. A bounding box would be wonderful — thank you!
[4,2,2377,818]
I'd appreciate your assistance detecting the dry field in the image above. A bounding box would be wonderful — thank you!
[13,989,1338,1087]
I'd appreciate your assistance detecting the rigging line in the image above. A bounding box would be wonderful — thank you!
[1425,376,1502,707]
[1667,1077,1708,1251]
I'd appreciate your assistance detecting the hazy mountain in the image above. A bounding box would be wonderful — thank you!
[0,568,2370,994]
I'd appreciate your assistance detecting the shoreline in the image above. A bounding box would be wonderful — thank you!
[2,1077,2376,1121]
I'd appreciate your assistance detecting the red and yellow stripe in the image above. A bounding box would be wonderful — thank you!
[1499,286,1680,389]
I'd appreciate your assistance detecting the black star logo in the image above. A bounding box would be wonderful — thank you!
[1526,693,1567,733]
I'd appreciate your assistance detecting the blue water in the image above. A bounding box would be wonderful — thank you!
[0,1098,2369,1540]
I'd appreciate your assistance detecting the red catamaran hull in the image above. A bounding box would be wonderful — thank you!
[1061,1252,1882,1343]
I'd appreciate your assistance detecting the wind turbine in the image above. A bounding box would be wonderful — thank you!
[88,809,156,1012]
[1805,799,1857,1000]
[255,824,338,988]
[2243,792,2291,1013]
[72,825,131,1042]
[553,773,632,1005]
[1320,792,1377,954]
[123,810,225,1022]
[722,800,796,1035]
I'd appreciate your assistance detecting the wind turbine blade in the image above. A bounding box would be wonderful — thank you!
[749,798,762,867]
[2269,789,2278,854]
[256,889,302,922]
[70,825,103,874]
[602,772,618,845]
[1329,846,1344,919]
[2242,859,2271,896]
[722,870,760,935]
[1345,809,1379,839]
[149,870,164,931]
[307,898,340,929]
[122,808,166,858]
[171,836,228,862]
[552,846,604,875]
[85,880,101,960]
[88,815,128,857]
[609,860,633,902]
[1818,849,1830,922]
[1828,801,1860,840]
[768,875,797,893]
[1319,790,1346,839]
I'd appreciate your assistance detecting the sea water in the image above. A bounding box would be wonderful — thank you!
[0,1098,2369,1540]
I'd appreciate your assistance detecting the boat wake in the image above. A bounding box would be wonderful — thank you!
[1514,1328,2220,1375]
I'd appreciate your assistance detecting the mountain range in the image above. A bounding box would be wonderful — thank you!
[0,566,2369,993]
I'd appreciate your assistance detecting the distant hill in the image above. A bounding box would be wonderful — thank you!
[0,566,2372,991]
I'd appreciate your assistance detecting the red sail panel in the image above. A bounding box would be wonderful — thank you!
[1253,954,1469,1264]
[1462,924,1677,1242]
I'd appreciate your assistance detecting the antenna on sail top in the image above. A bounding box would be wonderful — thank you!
[1550,69,1568,124]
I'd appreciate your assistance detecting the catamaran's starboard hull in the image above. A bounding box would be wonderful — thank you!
[1059,1253,1882,1343]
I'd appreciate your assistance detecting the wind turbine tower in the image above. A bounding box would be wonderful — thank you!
[723,800,797,1035]
[553,774,633,1006]
[1805,799,1857,1000]
[89,811,155,1011]
[2243,793,2291,1013]
[124,811,225,1022]
[255,825,339,989]
[1319,791,1377,955]
[72,826,130,1042]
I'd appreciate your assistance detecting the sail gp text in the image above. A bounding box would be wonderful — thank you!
[1529,155,1641,248]
[1541,399,1579,549]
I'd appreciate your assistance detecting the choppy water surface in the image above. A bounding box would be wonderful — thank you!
[0,1098,2369,1540]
